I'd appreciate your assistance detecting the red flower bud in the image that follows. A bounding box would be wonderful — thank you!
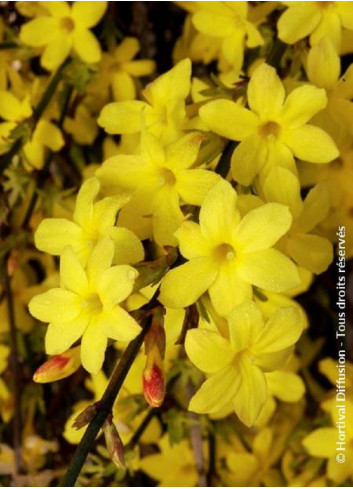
[33,346,81,383]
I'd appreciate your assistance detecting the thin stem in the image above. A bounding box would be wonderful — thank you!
[0,42,19,50]
[3,256,22,477]
[33,58,71,122]
[186,381,206,487]
[125,408,159,451]
[22,84,74,229]
[62,317,152,487]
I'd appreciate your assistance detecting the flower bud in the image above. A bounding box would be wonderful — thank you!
[72,404,97,430]
[103,416,125,469]
[142,309,166,407]
[33,346,81,383]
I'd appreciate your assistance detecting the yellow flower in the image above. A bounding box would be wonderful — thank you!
[0,90,32,154]
[200,63,339,185]
[306,37,353,148]
[64,104,98,145]
[302,399,353,484]
[29,239,141,373]
[23,119,64,170]
[262,167,333,274]
[34,176,144,266]
[0,345,12,423]
[96,132,220,246]
[98,58,191,145]
[19,1,107,71]
[189,1,263,72]
[94,37,156,102]
[159,179,299,317]
[278,1,353,50]
[185,300,302,425]
[139,435,199,487]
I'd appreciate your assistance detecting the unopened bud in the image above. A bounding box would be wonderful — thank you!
[103,416,125,469]
[72,404,97,430]
[33,346,81,383]
[142,310,166,407]
[143,363,165,407]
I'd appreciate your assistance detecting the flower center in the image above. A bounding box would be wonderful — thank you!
[317,1,334,9]
[213,243,236,262]
[259,121,281,140]
[61,17,75,32]
[82,293,103,315]
[159,167,176,186]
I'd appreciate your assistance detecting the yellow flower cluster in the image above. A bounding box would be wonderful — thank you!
[0,1,352,486]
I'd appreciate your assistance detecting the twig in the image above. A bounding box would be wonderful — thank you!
[22,84,74,230]
[3,255,22,477]
[62,316,153,487]
[125,408,159,451]
[0,42,19,50]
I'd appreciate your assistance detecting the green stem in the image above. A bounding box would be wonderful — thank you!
[22,84,73,229]
[125,408,159,452]
[0,42,19,50]
[62,317,152,487]
[33,58,71,122]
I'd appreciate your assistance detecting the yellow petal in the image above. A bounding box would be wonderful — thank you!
[73,177,100,227]
[86,238,114,285]
[209,263,252,317]
[73,29,101,64]
[114,37,140,62]
[81,320,108,374]
[159,258,218,309]
[233,355,267,426]
[192,10,235,37]
[152,187,184,247]
[266,370,305,402]
[109,227,144,265]
[262,167,303,219]
[111,70,136,101]
[199,179,240,242]
[34,119,64,151]
[165,132,203,170]
[283,124,339,163]
[287,233,333,274]
[98,265,137,308]
[231,134,267,185]
[235,203,292,253]
[280,85,327,127]
[185,329,233,373]
[297,183,330,233]
[34,218,83,255]
[29,288,81,323]
[327,446,353,483]
[176,168,220,206]
[60,247,89,296]
[189,365,240,414]
[124,59,156,77]
[248,63,285,118]
[19,17,58,47]
[0,91,32,122]
[310,10,341,50]
[45,315,88,355]
[254,307,302,354]
[41,33,72,71]
[97,101,147,134]
[227,300,264,352]
[40,2,70,17]
[238,248,300,293]
[200,99,259,141]
[307,38,340,89]
[71,1,107,28]
[175,221,210,260]
[302,428,337,458]
[99,307,141,342]
[277,4,321,44]
[96,154,149,190]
